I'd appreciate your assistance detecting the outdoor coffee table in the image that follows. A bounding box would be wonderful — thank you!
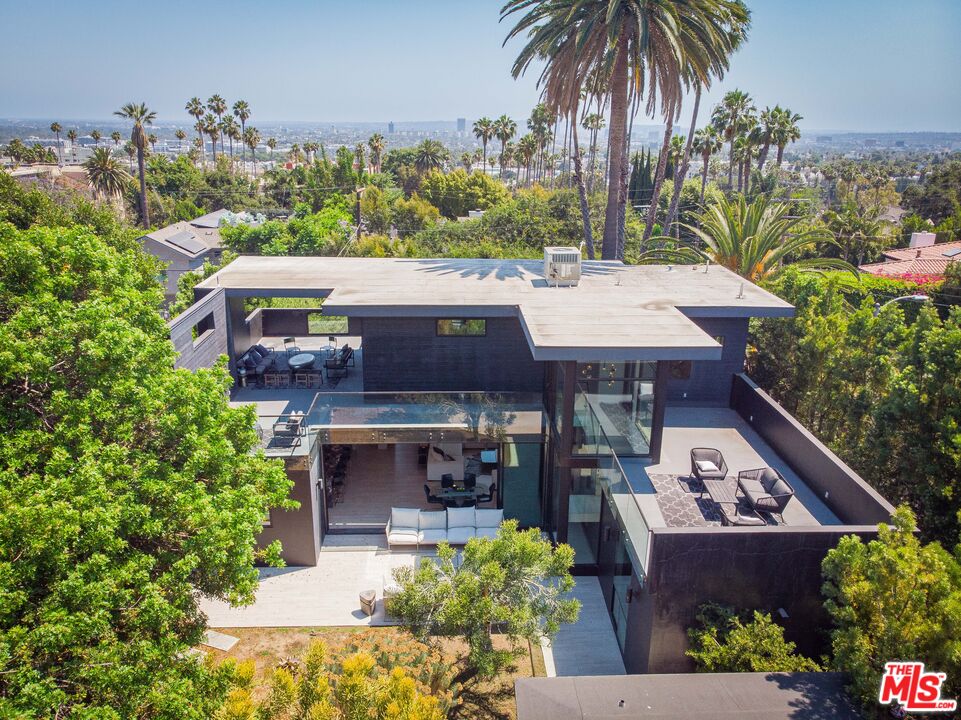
[288,352,315,371]
[702,478,766,526]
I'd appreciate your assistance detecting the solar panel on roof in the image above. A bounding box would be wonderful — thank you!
[166,230,206,255]
[942,248,961,258]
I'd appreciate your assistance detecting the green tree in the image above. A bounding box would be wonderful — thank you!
[393,193,440,237]
[367,132,385,173]
[650,194,854,282]
[472,117,495,170]
[413,139,448,175]
[186,96,206,163]
[50,121,63,165]
[388,520,579,680]
[822,506,961,712]
[492,114,516,178]
[687,604,821,673]
[114,101,157,227]
[83,146,131,201]
[419,168,509,219]
[0,222,292,717]
[692,126,724,204]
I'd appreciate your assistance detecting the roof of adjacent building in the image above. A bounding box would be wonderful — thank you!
[198,256,793,362]
[514,673,861,720]
[142,219,223,258]
[859,240,961,277]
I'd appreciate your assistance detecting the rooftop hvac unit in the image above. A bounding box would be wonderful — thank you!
[544,246,582,287]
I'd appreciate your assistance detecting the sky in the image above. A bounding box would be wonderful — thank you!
[1,0,959,132]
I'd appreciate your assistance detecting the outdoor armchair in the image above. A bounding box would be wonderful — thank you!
[690,448,728,483]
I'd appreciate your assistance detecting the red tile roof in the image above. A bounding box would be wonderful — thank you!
[859,257,951,278]
[882,240,961,261]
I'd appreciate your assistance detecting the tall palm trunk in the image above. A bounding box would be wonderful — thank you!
[699,152,710,204]
[602,38,629,259]
[137,147,149,228]
[665,87,701,234]
[727,128,736,189]
[744,151,753,194]
[757,141,771,172]
[642,118,674,243]
[570,105,595,260]
[776,144,786,168]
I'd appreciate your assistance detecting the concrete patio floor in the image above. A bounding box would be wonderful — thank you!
[200,538,627,678]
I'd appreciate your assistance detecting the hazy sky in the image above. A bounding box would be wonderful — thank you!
[2,0,959,132]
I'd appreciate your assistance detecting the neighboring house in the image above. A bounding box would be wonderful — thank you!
[169,252,893,674]
[860,231,961,279]
[140,209,260,300]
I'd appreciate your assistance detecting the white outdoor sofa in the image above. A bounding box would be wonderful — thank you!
[386,506,504,549]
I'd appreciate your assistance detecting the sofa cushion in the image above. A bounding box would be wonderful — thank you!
[447,527,475,545]
[390,507,421,530]
[768,477,793,498]
[418,511,447,531]
[418,529,448,545]
[475,508,504,529]
[241,353,257,369]
[387,530,419,545]
[475,527,499,540]
[253,343,271,357]
[446,507,475,529]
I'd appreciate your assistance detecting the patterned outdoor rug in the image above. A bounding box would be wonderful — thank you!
[648,473,723,527]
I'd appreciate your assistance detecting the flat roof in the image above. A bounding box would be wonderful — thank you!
[514,673,860,720]
[199,257,793,361]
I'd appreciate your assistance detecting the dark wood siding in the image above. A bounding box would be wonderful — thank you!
[361,316,544,392]
[666,317,749,405]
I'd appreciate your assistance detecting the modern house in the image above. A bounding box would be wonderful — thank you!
[140,209,260,300]
[170,252,894,673]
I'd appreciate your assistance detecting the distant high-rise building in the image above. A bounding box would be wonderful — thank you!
[816,136,833,143]
[456,117,466,133]
[388,121,395,134]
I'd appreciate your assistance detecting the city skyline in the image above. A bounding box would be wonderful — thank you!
[2,0,960,132]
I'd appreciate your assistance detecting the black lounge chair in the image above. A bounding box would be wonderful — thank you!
[423,484,443,505]
[324,344,355,378]
[737,467,795,522]
[477,482,496,504]
[691,448,728,484]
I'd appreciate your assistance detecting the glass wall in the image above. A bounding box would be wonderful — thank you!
[501,441,544,528]
[573,361,656,457]
[567,467,601,565]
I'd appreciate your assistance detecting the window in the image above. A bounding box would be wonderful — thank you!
[437,319,486,336]
[191,311,216,346]
[307,312,348,335]
[669,360,692,380]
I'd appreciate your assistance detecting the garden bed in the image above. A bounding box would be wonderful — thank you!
[205,626,546,719]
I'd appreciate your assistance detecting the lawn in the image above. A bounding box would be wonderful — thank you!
[205,626,546,720]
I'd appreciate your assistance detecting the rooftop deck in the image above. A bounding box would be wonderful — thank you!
[634,406,840,528]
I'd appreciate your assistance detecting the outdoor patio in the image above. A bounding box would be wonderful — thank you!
[628,405,841,529]
[199,536,625,677]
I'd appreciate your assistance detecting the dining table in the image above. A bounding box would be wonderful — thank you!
[288,352,316,371]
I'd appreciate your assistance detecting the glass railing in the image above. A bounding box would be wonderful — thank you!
[303,391,545,444]
[577,396,653,576]
[573,381,653,456]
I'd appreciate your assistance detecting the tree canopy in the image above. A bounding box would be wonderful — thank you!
[0,220,291,717]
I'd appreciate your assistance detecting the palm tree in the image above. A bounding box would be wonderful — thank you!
[186,97,205,162]
[691,126,723,203]
[148,133,158,154]
[772,108,803,168]
[266,137,277,162]
[499,142,515,181]
[712,89,754,189]
[84,146,131,201]
[233,99,251,170]
[110,131,122,153]
[244,127,261,177]
[124,141,136,172]
[649,194,854,282]
[113,101,156,227]
[202,113,219,163]
[207,94,227,151]
[460,151,474,173]
[367,133,385,173]
[755,105,779,172]
[493,115,516,178]
[517,134,538,186]
[288,144,302,165]
[503,0,749,260]
[221,116,239,161]
[582,112,605,192]
[50,122,62,165]
[354,143,366,175]
[472,117,495,171]
[66,129,78,162]
[414,139,447,174]
[174,128,186,154]
[91,129,101,148]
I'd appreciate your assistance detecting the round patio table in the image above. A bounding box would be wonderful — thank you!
[288,352,315,371]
